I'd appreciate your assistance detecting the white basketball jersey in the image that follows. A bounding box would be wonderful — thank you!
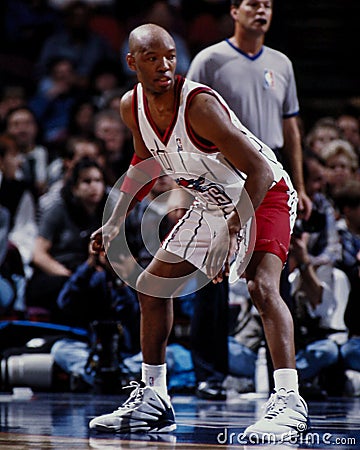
[133,76,292,213]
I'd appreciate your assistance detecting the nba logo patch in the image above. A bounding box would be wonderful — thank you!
[263,69,275,89]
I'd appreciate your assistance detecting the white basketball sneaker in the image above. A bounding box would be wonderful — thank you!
[243,389,309,443]
[89,381,176,433]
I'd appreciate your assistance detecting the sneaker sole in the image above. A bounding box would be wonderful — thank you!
[91,422,177,434]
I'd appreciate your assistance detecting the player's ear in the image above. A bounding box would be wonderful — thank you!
[126,53,136,72]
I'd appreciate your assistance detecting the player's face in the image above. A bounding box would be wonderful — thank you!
[232,0,272,33]
[127,36,177,94]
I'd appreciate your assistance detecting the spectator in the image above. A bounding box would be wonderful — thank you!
[41,136,106,216]
[334,179,360,300]
[336,113,360,161]
[36,0,117,89]
[29,56,80,146]
[321,139,359,206]
[51,244,140,393]
[0,207,10,269]
[0,85,27,126]
[302,150,341,268]
[333,179,360,395]
[26,157,108,320]
[0,133,38,269]
[89,59,125,110]
[0,205,26,318]
[101,88,127,113]
[304,117,341,158]
[93,108,132,186]
[5,106,48,197]
[0,207,12,310]
[288,232,348,398]
[283,151,349,397]
[67,96,98,139]
[57,242,140,351]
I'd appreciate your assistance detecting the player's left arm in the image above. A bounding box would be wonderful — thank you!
[187,92,273,225]
[188,93,274,280]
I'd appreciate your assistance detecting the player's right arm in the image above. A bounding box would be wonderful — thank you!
[90,91,160,254]
[120,90,153,160]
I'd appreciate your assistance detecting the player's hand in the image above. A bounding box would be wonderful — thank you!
[206,212,241,282]
[90,223,120,254]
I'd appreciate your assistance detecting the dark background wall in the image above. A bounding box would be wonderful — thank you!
[267,0,360,129]
[0,0,358,132]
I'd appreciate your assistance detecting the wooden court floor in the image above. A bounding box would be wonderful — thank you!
[0,390,359,449]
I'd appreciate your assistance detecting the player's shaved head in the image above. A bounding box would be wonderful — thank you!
[128,23,175,55]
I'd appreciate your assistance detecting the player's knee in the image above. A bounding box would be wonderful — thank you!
[136,271,150,294]
[247,276,276,310]
[136,270,177,298]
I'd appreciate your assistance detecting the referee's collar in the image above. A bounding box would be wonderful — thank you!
[225,39,263,61]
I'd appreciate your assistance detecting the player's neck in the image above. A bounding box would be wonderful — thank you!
[145,91,176,133]
[147,91,175,114]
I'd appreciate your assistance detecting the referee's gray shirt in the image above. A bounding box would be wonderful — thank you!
[187,40,300,151]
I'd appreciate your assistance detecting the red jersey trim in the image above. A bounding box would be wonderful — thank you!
[184,87,230,154]
[142,75,185,146]
[132,84,140,132]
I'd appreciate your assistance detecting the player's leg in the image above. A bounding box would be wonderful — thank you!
[246,252,296,369]
[136,248,196,365]
[242,180,308,442]
[90,202,218,433]
[89,250,196,434]
[243,252,308,442]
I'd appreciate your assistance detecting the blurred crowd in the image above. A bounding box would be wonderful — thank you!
[0,0,359,398]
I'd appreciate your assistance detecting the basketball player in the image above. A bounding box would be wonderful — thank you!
[89,24,309,442]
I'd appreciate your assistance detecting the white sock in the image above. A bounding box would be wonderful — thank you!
[274,368,299,395]
[142,363,168,399]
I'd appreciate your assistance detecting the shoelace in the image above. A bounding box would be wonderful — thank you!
[263,391,288,420]
[117,381,145,410]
